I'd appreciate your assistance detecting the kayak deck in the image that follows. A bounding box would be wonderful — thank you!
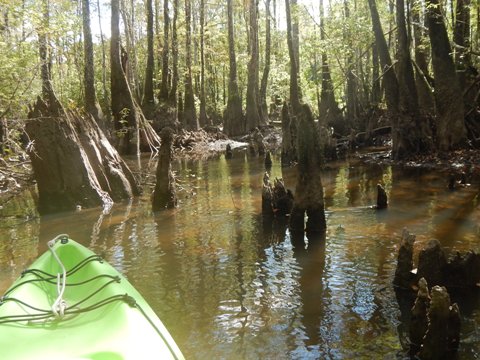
[0,235,184,360]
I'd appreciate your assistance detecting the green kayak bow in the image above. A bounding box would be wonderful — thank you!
[0,235,185,360]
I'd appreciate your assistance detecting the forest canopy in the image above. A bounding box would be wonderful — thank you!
[1,0,479,158]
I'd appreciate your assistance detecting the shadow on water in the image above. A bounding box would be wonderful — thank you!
[1,153,480,359]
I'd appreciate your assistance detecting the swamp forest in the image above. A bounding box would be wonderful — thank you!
[0,0,480,358]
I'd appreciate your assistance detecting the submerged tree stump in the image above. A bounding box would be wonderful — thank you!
[444,251,480,288]
[417,239,447,287]
[410,278,430,353]
[225,143,233,159]
[410,278,461,359]
[26,97,140,215]
[394,230,480,290]
[376,184,388,209]
[262,172,293,217]
[419,285,461,359]
[265,151,272,169]
[290,104,326,236]
[393,228,416,288]
[152,127,177,210]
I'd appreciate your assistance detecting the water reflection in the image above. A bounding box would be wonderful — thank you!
[0,153,479,359]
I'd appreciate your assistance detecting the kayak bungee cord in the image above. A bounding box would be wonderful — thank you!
[0,236,182,360]
[48,234,69,318]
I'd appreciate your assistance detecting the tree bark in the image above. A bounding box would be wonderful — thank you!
[224,0,244,136]
[111,0,139,155]
[246,0,261,131]
[198,0,208,127]
[39,0,62,115]
[412,0,434,113]
[454,0,471,80]
[319,0,342,132]
[290,104,326,236]
[426,0,467,151]
[169,0,179,105]
[159,0,170,101]
[367,0,399,115]
[82,0,104,127]
[120,0,141,101]
[26,98,140,215]
[344,0,359,126]
[285,0,301,112]
[96,0,108,106]
[183,0,198,130]
[259,0,271,125]
[142,0,155,117]
[152,127,177,210]
[395,0,433,157]
[291,0,299,75]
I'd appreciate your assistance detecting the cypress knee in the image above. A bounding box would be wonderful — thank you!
[153,127,177,210]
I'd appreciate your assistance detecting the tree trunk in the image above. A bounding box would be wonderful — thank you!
[142,0,155,117]
[159,0,170,101]
[111,0,139,155]
[426,0,467,151]
[26,98,140,215]
[395,0,433,158]
[285,0,301,112]
[152,127,177,210]
[82,0,104,127]
[344,0,359,127]
[0,119,4,155]
[319,0,342,133]
[371,43,381,105]
[412,0,434,113]
[259,0,271,125]
[367,0,399,115]
[246,0,261,131]
[39,0,62,114]
[199,0,208,127]
[96,0,108,106]
[291,0,300,75]
[169,0,179,105]
[111,0,160,154]
[454,0,471,90]
[184,0,198,130]
[224,0,244,136]
[120,0,141,101]
[290,104,326,236]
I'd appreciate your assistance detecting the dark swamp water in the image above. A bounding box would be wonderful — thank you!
[0,151,479,359]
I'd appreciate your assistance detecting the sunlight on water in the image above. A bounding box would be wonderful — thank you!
[0,151,479,359]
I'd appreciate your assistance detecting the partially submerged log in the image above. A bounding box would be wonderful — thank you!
[152,127,177,210]
[26,97,140,215]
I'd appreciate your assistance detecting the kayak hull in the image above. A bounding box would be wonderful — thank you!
[0,236,184,360]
